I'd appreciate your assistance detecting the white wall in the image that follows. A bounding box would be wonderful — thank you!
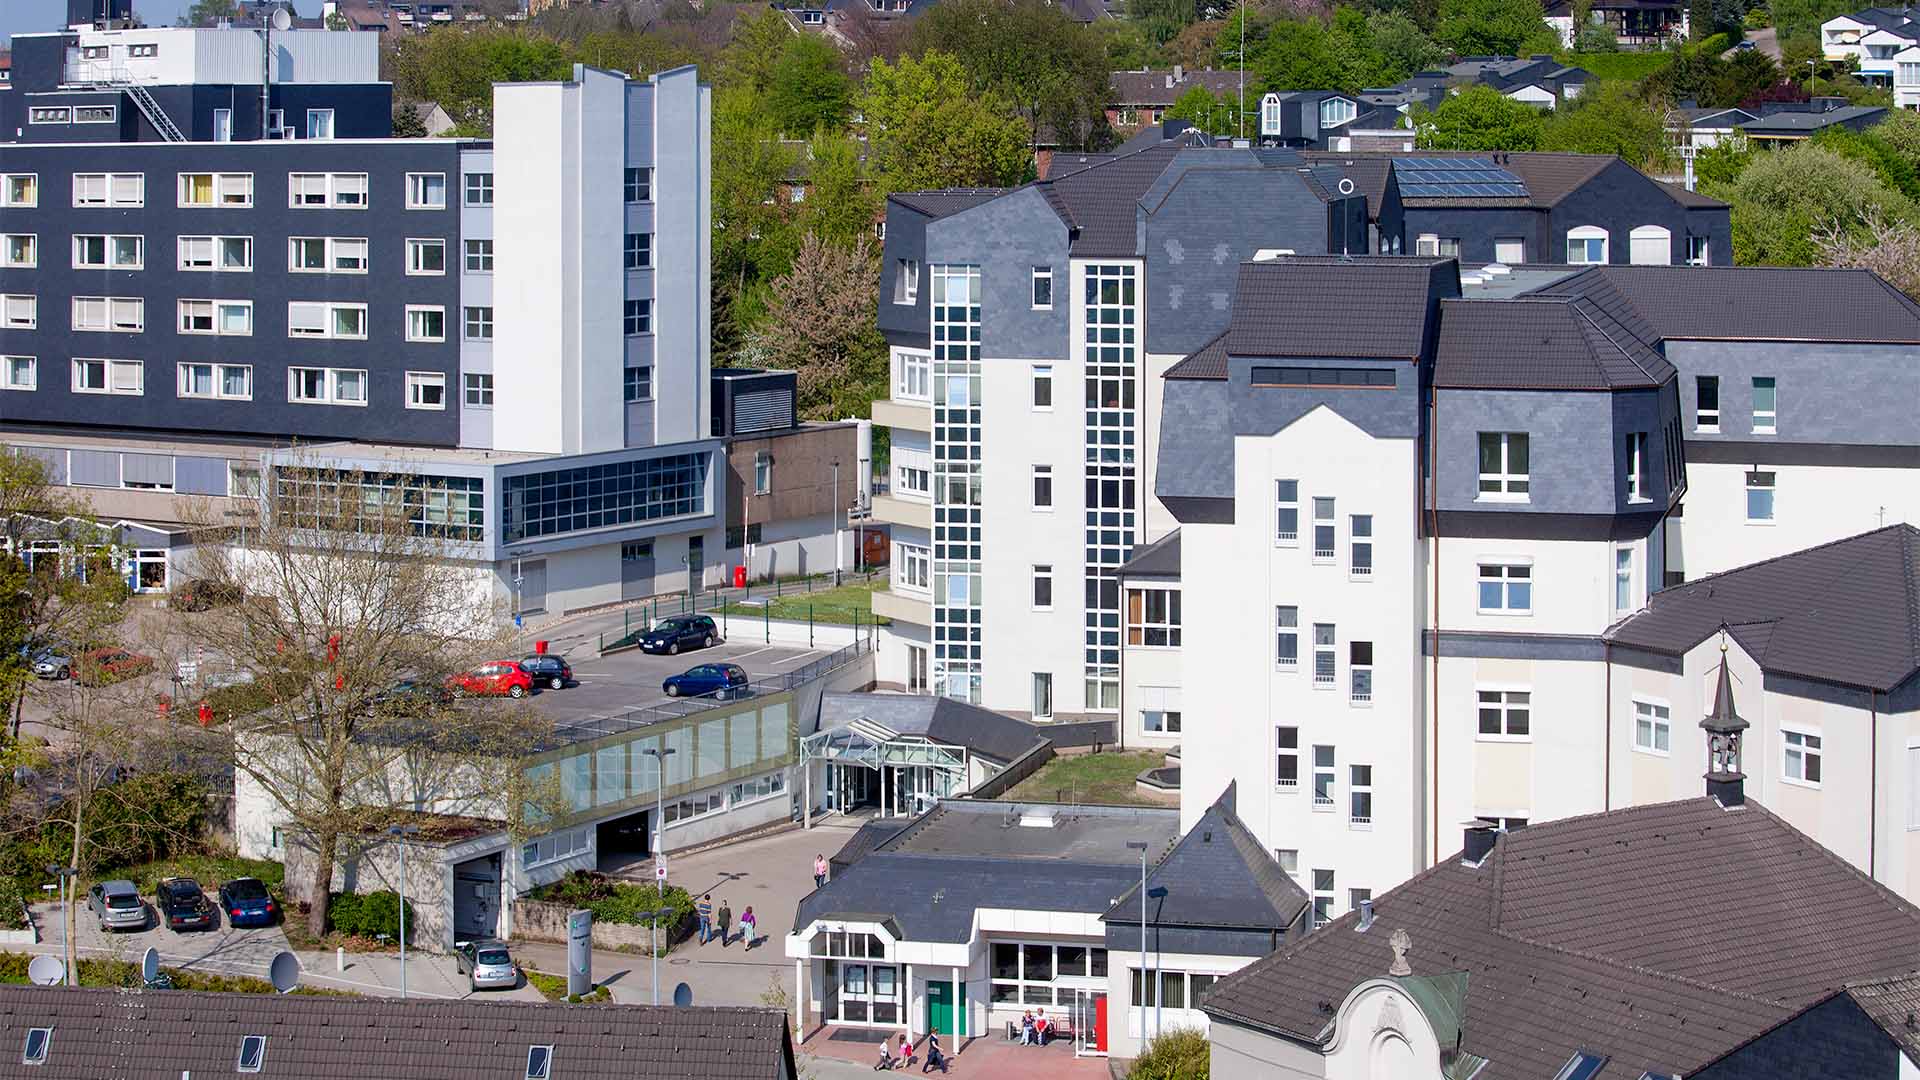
[458,147,496,450]
[1674,461,1920,580]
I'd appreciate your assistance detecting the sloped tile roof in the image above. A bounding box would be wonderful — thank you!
[1165,330,1230,380]
[1433,296,1674,390]
[1530,265,1920,344]
[888,189,1007,218]
[1109,68,1247,106]
[1225,257,1454,359]
[1104,784,1308,931]
[1202,797,1920,1080]
[1839,973,1920,1067]
[1045,145,1179,256]
[0,986,795,1080]
[1120,529,1182,577]
[1604,525,1920,692]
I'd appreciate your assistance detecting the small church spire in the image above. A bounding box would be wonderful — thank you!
[1702,629,1749,807]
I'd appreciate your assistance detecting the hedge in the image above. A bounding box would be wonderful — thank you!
[526,871,694,928]
[327,890,413,940]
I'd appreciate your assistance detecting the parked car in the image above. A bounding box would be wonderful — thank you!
[169,579,243,612]
[155,877,216,932]
[87,879,148,932]
[217,877,278,928]
[447,661,534,699]
[26,645,72,681]
[639,615,721,656]
[372,677,456,712]
[662,662,749,699]
[76,647,156,686]
[453,939,520,991]
[519,654,573,690]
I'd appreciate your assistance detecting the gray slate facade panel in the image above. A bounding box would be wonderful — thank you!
[1667,339,1920,447]
[924,187,1071,363]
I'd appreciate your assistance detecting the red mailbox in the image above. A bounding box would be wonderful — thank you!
[734,565,747,588]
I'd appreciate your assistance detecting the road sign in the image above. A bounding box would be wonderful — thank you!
[655,862,668,882]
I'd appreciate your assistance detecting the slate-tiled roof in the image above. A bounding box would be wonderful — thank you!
[1120,529,1182,578]
[1202,797,1920,1080]
[0,986,795,1080]
[1225,257,1455,359]
[1604,524,1920,692]
[1529,265,1920,343]
[798,853,1142,942]
[1109,68,1246,106]
[1656,179,1728,207]
[1432,296,1674,390]
[1103,784,1308,931]
[1740,105,1888,134]
[1045,145,1179,256]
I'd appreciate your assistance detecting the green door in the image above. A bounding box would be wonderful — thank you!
[927,980,967,1036]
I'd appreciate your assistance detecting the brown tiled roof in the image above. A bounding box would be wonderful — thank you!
[1839,973,1920,1066]
[0,986,796,1079]
[1109,68,1247,107]
[1165,330,1230,380]
[1432,295,1673,390]
[1656,179,1728,207]
[1043,145,1179,256]
[888,189,1007,218]
[1531,265,1920,344]
[1224,257,1455,359]
[1202,797,1920,1080]
[1605,524,1920,692]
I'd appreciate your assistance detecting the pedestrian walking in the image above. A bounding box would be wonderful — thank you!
[696,893,714,945]
[922,1032,948,1074]
[740,905,759,950]
[814,853,828,888]
[896,1033,913,1069]
[717,900,733,947]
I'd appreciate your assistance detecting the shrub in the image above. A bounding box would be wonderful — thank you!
[1129,1028,1210,1079]
[527,871,694,930]
[326,889,413,940]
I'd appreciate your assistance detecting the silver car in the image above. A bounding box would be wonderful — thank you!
[30,649,71,680]
[454,939,519,990]
[87,880,149,932]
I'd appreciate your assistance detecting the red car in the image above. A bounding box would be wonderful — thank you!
[447,661,533,699]
[77,647,156,686]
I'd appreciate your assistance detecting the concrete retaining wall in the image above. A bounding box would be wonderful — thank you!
[513,898,687,954]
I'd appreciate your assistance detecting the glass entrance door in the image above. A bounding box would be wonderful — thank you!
[1070,988,1108,1057]
[832,962,902,1026]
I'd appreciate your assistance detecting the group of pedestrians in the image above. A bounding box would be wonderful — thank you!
[876,1032,948,1073]
[693,893,759,949]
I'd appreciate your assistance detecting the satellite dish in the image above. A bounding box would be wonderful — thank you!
[672,982,693,1008]
[140,947,160,985]
[270,6,293,30]
[268,951,300,994]
[27,955,65,987]
[1338,177,1356,196]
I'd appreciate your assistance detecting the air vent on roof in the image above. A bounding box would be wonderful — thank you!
[1018,808,1057,828]
[1483,263,1512,276]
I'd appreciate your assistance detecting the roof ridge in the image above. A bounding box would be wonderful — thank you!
[1484,924,1800,1011]
[1569,297,1660,383]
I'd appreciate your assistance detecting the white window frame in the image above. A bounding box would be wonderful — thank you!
[1312,623,1336,688]
[1478,687,1532,742]
[895,460,930,499]
[288,237,368,274]
[1311,746,1336,810]
[1782,726,1822,788]
[71,357,143,396]
[1745,470,1775,524]
[288,173,368,209]
[1,295,36,330]
[73,172,144,208]
[405,305,447,343]
[405,172,448,210]
[1624,431,1649,502]
[306,108,335,140]
[1477,561,1532,615]
[1031,265,1053,310]
[287,366,368,406]
[895,258,919,304]
[1751,376,1777,434]
[1,175,38,208]
[623,166,653,203]
[1632,697,1671,756]
[1031,364,1053,411]
[72,296,144,333]
[175,235,250,272]
[1031,672,1054,719]
[1348,641,1372,706]
[464,306,494,341]
[1,356,38,391]
[1493,236,1525,264]
[1695,374,1719,432]
[1031,564,1053,611]
[896,351,930,400]
[1478,432,1530,501]
[1349,513,1373,578]
[625,232,653,270]
[1614,546,1635,611]
[897,543,931,592]
[176,298,253,337]
[1348,764,1372,828]
[1031,464,1053,510]
[624,299,652,336]
[2,234,36,269]
[1275,605,1298,670]
[1127,587,1180,648]
[406,238,447,276]
[465,172,494,206]
[463,372,495,408]
[176,362,253,401]
[1311,869,1335,927]
[1275,726,1299,789]
[1275,479,1299,545]
[1311,497,1336,561]
[286,301,368,340]
[1566,225,1608,264]
[406,371,448,410]
[464,239,495,273]
[177,171,253,208]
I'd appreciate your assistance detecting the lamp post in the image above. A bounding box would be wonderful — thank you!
[645,906,676,1005]
[42,865,75,986]
[1125,841,1150,1047]
[831,460,842,587]
[387,824,419,999]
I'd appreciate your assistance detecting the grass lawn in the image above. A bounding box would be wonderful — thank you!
[1561,50,1674,81]
[716,578,891,627]
[1004,750,1168,807]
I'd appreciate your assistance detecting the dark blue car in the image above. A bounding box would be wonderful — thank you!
[662,663,749,699]
[218,877,278,928]
[639,615,721,656]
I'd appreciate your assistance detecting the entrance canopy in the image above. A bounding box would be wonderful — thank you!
[799,716,968,776]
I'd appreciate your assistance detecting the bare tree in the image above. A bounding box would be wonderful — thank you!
[1816,212,1920,301]
[174,455,557,938]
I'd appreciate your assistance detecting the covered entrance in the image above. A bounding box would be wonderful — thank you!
[595,807,653,874]
[928,979,968,1037]
[1067,987,1108,1057]
[452,853,503,941]
[798,716,968,824]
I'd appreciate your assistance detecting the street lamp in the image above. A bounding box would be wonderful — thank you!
[831,460,842,587]
[641,745,678,1007]
[42,865,76,987]
[1124,841,1150,1046]
[387,824,420,999]
[643,906,676,1005]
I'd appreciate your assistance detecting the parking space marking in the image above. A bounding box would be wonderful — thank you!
[726,646,780,663]
[768,650,825,667]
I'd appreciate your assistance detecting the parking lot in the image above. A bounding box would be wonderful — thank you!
[31,898,295,982]
[525,637,834,735]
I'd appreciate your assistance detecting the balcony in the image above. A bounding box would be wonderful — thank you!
[870,584,931,626]
[870,493,931,532]
[870,398,931,434]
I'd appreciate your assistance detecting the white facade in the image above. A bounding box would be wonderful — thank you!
[1671,460,1920,579]
[55,27,381,88]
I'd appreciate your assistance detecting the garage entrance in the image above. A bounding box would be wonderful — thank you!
[595,808,653,875]
[452,853,503,941]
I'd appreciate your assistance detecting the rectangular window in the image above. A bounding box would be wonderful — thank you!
[1625,432,1648,502]
[1349,641,1372,704]
[1415,234,1460,257]
[1350,514,1372,577]
[464,372,494,407]
[464,306,494,341]
[898,544,931,590]
[897,351,930,399]
[465,172,494,205]
[624,299,652,336]
[23,1027,51,1066]
[177,172,251,207]
[1751,376,1777,434]
[2,356,38,391]
[1275,606,1298,669]
[72,296,143,332]
[1031,266,1053,309]
[1349,765,1373,826]
[406,173,447,209]
[406,305,447,342]
[1745,470,1775,522]
[1031,673,1053,719]
[1567,232,1607,263]
[625,233,653,270]
[1126,587,1180,647]
[406,371,447,410]
[1312,869,1335,927]
[1142,703,1181,733]
[1031,464,1053,508]
[1312,497,1336,559]
[1276,849,1299,876]
[1633,699,1670,754]
[465,239,494,272]
[406,238,447,275]
[1686,235,1710,266]
[753,451,772,494]
[1614,547,1634,610]
[1031,364,1053,410]
[177,299,252,336]
[1031,564,1053,610]
[897,462,930,497]
[287,366,368,405]
[1477,563,1532,613]
[624,166,652,202]
[3,235,36,269]
[1,295,35,329]
[1275,726,1298,788]
[288,237,369,273]
[1250,366,1397,388]
[30,106,71,124]
[177,362,251,400]
[1312,746,1335,809]
[1478,689,1531,738]
[1783,728,1822,785]
[1478,432,1530,498]
[1275,479,1299,543]
[73,173,144,208]
[177,235,250,271]
[306,108,335,139]
[623,365,653,402]
[1313,623,1336,686]
[289,173,367,209]
[72,358,143,395]
[1,175,37,208]
[287,301,368,340]
[213,107,232,141]
[1695,375,1719,431]
[1494,236,1525,263]
[895,259,919,303]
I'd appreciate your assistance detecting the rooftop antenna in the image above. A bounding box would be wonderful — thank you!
[1237,0,1245,140]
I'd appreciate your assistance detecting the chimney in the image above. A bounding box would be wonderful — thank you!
[1356,898,1375,932]
[1173,63,1184,83]
[1701,630,1750,807]
[1461,819,1499,865]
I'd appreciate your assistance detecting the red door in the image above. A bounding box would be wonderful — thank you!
[1094,995,1108,1052]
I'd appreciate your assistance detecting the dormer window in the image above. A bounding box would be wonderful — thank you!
[1319,97,1356,127]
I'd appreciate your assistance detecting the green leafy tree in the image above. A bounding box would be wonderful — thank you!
[858,51,1032,190]
[1414,83,1548,149]
[386,29,572,133]
[1129,0,1200,43]
[1870,108,1920,171]
[1129,1028,1210,1080]
[1538,80,1669,167]
[1814,124,1920,201]
[742,234,889,420]
[1199,6,1258,67]
[1367,12,1446,81]
[800,127,881,246]
[766,35,853,137]
[1706,142,1911,265]
[1691,137,1753,185]
[1096,20,1168,68]
[1165,84,1228,133]
[717,9,795,93]
[1767,0,1856,42]
[181,0,237,25]
[712,85,802,299]
[1253,18,1345,93]
[908,0,1113,149]
[390,106,430,139]
[1432,0,1558,55]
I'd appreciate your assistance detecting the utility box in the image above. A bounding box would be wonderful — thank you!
[711,368,798,438]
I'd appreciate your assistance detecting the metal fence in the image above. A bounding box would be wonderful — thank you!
[596,568,885,653]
